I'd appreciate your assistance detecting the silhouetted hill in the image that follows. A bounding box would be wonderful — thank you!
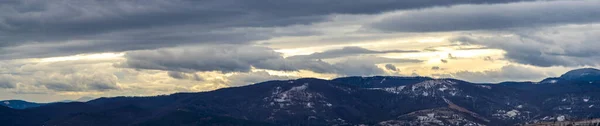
[560,68,600,82]
[0,100,44,109]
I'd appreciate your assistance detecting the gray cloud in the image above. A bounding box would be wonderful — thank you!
[255,56,421,76]
[167,71,202,81]
[39,73,119,92]
[440,59,448,63]
[457,35,568,67]
[483,56,494,61]
[333,56,421,76]
[0,0,530,59]
[123,45,281,73]
[447,53,457,59]
[227,71,292,86]
[411,71,419,76]
[287,46,418,60]
[384,64,398,71]
[123,45,421,76]
[252,58,334,73]
[435,65,550,83]
[451,25,600,67]
[332,60,384,76]
[0,59,122,92]
[341,56,422,65]
[0,76,16,89]
[369,0,600,32]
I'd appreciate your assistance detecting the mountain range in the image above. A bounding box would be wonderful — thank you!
[0,96,96,110]
[2,68,600,126]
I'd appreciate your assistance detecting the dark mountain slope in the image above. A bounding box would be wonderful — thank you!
[136,110,275,126]
[180,78,403,125]
[560,68,600,82]
[377,107,487,126]
[0,105,47,126]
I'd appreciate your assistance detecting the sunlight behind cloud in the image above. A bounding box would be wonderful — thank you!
[39,53,125,63]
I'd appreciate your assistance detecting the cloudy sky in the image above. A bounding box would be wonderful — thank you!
[1,0,599,102]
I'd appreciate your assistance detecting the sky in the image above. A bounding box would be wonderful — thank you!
[1,0,599,102]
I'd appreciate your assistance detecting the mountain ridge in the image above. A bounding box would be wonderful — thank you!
[560,68,600,81]
[2,68,600,125]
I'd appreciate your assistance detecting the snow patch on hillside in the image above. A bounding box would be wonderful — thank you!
[493,109,521,120]
[477,85,492,89]
[557,115,566,122]
[368,80,462,97]
[368,86,406,94]
[412,80,457,90]
[265,83,326,108]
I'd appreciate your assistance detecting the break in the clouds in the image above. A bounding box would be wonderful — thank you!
[369,0,600,32]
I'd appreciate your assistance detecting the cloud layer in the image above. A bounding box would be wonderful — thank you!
[123,45,421,76]
[369,0,600,32]
[287,46,419,60]
[452,24,600,67]
[0,0,530,59]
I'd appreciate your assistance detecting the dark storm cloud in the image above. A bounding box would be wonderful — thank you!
[369,0,600,32]
[287,46,418,60]
[0,0,531,59]
[123,45,421,76]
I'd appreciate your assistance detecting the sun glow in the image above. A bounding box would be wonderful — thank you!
[39,53,125,62]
